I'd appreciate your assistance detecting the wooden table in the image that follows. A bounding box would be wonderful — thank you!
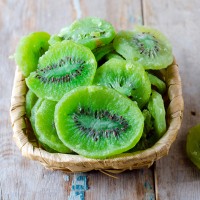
[1,0,200,199]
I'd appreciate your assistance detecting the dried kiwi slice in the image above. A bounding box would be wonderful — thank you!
[93,59,151,108]
[15,32,50,77]
[49,17,116,50]
[127,109,156,152]
[26,41,97,101]
[142,109,153,135]
[148,90,166,139]
[92,43,114,62]
[30,99,43,133]
[147,72,166,94]
[105,52,124,61]
[186,124,200,169]
[113,26,173,69]
[55,86,144,159]
[35,100,72,153]
[25,90,38,118]
[29,99,56,152]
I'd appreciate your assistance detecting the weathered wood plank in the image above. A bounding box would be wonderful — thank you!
[0,0,156,199]
[143,0,200,199]
[86,169,155,200]
[80,0,143,30]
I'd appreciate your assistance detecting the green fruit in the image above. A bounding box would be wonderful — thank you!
[113,26,173,69]
[186,124,200,169]
[55,86,144,159]
[30,99,58,153]
[35,100,72,153]
[26,40,97,101]
[15,32,50,77]
[25,90,38,118]
[147,72,166,94]
[142,109,153,135]
[49,17,116,50]
[93,59,151,108]
[148,90,166,139]
[92,43,114,62]
[30,99,43,133]
[127,109,156,152]
[48,35,63,46]
[105,52,124,60]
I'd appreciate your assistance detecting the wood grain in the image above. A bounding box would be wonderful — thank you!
[143,0,200,199]
[86,169,155,200]
[0,0,156,200]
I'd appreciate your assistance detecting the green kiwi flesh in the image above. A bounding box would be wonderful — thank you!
[147,72,166,94]
[29,99,57,152]
[15,32,50,77]
[142,109,153,135]
[186,124,200,169]
[30,99,43,134]
[113,26,173,69]
[35,100,72,153]
[148,90,166,139]
[105,52,124,60]
[92,43,114,62]
[49,17,116,50]
[25,90,38,118]
[126,109,156,152]
[93,59,151,108]
[26,40,97,101]
[55,86,144,159]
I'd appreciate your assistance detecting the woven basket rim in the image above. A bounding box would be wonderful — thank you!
[10,59,184,172]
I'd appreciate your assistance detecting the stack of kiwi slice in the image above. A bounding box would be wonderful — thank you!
[14,17,173,159]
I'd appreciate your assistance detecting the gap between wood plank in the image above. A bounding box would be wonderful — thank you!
[140,0,145,25]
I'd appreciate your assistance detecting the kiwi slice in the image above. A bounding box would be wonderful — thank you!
[35,100,72,153]
[55,86,144,159]
[127,109,156,152]
[186,124,200,169]
[25,90,38,118]
[49,17,116,50]
[30,99,43,132]
[92,43,114,62]
[147,72,166,94]
[15,32,50,77]
[30,99,59,153]
[142,109,153,135]
[26,40,97,101]
[148,90,166,139]
[48,34,63,46]
[113,26,173,69]
[105,52,124,60]
[93,59,151,108]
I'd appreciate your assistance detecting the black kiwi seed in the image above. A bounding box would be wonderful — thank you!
[113,130,117,137]
[104,130,108,138]
[35,56,85,84]
[72,108,129,141]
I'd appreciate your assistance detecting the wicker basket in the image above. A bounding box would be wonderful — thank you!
[10,59,184,173]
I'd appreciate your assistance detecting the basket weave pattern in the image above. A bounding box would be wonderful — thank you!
[10,59,184,172]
